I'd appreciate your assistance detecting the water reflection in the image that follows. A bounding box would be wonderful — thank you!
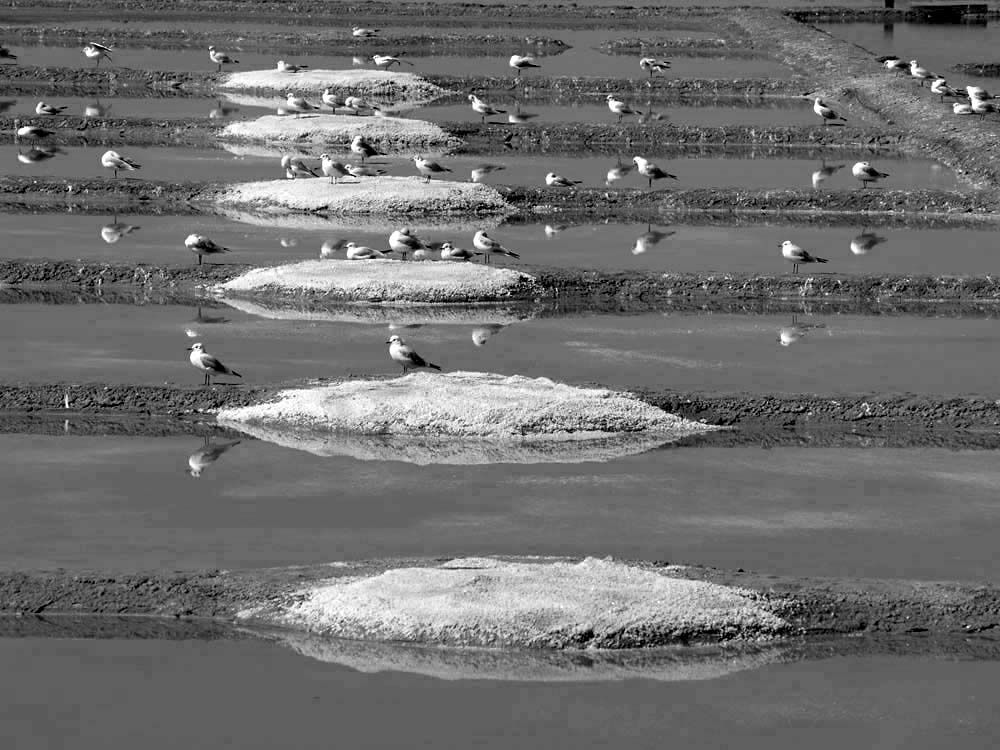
[777,314,827,347]
[320,239,349,259]
[16,145,62,164]
[191,305,230,325]
[605,157,634,186]
[850,229,888,256]
[811,159,846,189]
[0,99,15,114]
[471,323,506,347]
[99,214,141,244]
[632,224,676,255]
[208,98,240,119]
[84,99,110,117]
[186,436,242,478]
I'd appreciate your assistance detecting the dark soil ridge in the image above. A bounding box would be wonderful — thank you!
[4,384,1000,433]
[0,27,571,55]
[5,115,223,148]
[0,559,998,642]
[0,176,213,210]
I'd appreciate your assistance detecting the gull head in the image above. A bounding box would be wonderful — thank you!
[780,240,794,249]
[187,342,204,352]
[386,334,404,345]
[855,160,871,169]
[319,152,329,160]
[412,154,423,163]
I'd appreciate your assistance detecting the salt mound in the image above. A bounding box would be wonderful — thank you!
[219,113,460,150]
[219,259,537,303]
[244,557,788,647]
[218,69,446,104]
[217,371,710,440]
[221,297,538,326]
[277,631,795,681]
[213,177,512,217]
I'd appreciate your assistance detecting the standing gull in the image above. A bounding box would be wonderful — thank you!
[639,57,671,79]
[412,154,452,182]
[606,94,643,123]
[387,335,442,375]
[209,45,238,72]
[909,60,935,86]
[852,161,889,189]
[780,240,828,274]
[877,55,908,76]
[187,342,242,386]
[83,42,112,67]
[389,227,431,260]
[930,78,962,102]
[351,134,383,163]
[320,153,352,183]
[633,155,678,188]
[509,54,541,77]
[473,229,519,264]
[469,93,506,122]
[280,153,318,179]
[322,88,344,110]
[100,149,140,178]
[285,91,319,118]
[806,95,847,126]
[185,233,230,265]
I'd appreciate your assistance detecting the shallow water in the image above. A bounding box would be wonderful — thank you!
[820,21,1000,83]
[3,95,258,120]
[5,213,1000,276]
[2,638,998,749]
[3,304,1000,396]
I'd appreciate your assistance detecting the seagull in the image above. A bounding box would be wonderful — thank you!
[953,101,974,115]
[187,437,242,478]
[17,146,62,164]
[389,227,431,259]
[320,153,352,183]
[83,42,112,67]
[346,163,386,178]
[372,53,413,68]
[100,218,140,244]
[780,240,828,274]
[351,134,383,162]
[639,56,671,79]
[852,161,889,188]
[632,155,678,188]
[440,240,482,262]
[15,125,56,141]
[632,225,676,255]
[850,230,888,256]
[100,149,140,178]
[473,229,519,264]
[606,94,642,123]
[320,239,349,258]
[805,94,847,126]
[930,78,962,102]
[471,163,506,182]
[352,26,379,37]
[285,91,318,118]
[187,342,241,386]
[877,55,907,76]
[322,88,344,110]
[967,86,994,101]
[413,154,452,182]
[909,60,935,86]
[509,54,541,77]
[344,241,392,260]
[811,160,845,188]
[387,334,441,374]
[277,60,309,73]
[970,96,1000,119]
[35,101,68,116]
[0,46,16,62]
[185,233,230,265]
[209,45,238,72]
[469,93,506,122]
[545,171,582,187]
[280,153,318,178]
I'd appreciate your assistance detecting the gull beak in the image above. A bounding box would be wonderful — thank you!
[186,346,193,351]
[776,243,783,247]
[385,338,392,344]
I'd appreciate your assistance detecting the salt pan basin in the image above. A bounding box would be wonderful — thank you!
[219,113,460,150]
[213,176,511,217]
[220,259,537,303]
[216,372,717,465]
[241,557,788,647]
[218,69,446,105]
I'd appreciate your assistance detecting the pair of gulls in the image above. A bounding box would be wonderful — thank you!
[778,232,888,271]
[187,335,439,387]
[328,229,519,264]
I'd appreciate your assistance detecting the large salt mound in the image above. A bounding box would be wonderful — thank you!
[213,176,512,217]
[277,631,795,681]
[218,69,446,104]
[243,557,788,647]
[219,259,537,303]
[219,113,460,150]
[216,372,717,464]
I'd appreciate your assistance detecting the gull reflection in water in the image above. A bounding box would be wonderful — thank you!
[99,214,141,244]
[850,229,888,256]
[84,99,110,117]
[279,237,299,248]
[187,436,242,478]
[811,159,845,189]
[17,145,63,164]
[777,314,827,347]
[191,305,230,325]
[544,224,567,238]
[605,155,634,186]
[209,98,240,119]
[471,323,506,347]
[321,239,349,259]
[507,102,539,124]
[0,99,16,114]
[632,224,676,255]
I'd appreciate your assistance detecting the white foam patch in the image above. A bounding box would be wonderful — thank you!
[245,557,787,647]
[213,176,512,217]
[219,259,536,303]
[218,68,446,104]
[220,297,538,326]
[219,113,459,150]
